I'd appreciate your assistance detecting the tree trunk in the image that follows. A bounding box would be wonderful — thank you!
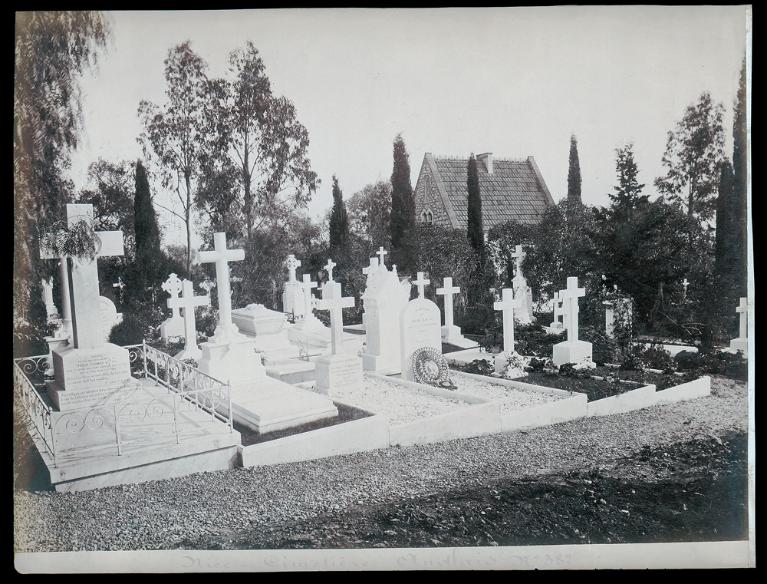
[185,172,192,274]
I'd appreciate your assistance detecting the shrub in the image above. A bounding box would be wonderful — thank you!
[674,350,704,371]
[558,363,590,378]
[109,314,151,346]
[619,350,645,371]
[640,344,676,372]
[527,357,549,372]
[700,350,748,381]
[459,304,493,336]
[580,326,619,366]
[460,359,495,376]
[196,306,219,338]
[514,323,560,357]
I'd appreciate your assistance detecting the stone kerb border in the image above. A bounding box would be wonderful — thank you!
[585,384,657,417]
[239,400,389,468]
[651,375,711,406]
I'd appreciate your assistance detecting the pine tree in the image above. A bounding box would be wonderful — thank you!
[390,134,415,271]
[328,175,350,255]
[567,134,582,205]
[609,143,647,221]
[732,57,748,295]
[133,160,161,288]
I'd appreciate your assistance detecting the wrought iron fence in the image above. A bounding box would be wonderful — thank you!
[13,342,233,467]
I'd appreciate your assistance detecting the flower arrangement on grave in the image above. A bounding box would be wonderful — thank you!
[571,355,596,371]
[499,350,528,379]
[410,347,457,390]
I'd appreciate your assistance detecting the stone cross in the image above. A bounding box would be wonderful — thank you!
[316,281,355,354]
[494,288,523,353]
[168,279,210,357]
[198,232,245,338]
[300,273,318,318]
[376,246,388,268]
[436,277,460,329]
[413,272,430,299]
[512,245,525,278]
[560,277,586,343]
[736,296,748,340]
[324,258,337,282]
[112,276,126,305]
[199,277,216,297]
[682,278,690,300]
[162,273,184,319]
[40,204,125,350]
[286,254,301,282]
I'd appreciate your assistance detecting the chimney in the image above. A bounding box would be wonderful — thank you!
[478,152,493,174]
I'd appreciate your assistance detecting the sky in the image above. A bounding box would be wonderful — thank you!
[68,6,749,248]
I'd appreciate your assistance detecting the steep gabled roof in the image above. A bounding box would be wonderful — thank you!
[423,153,554,229]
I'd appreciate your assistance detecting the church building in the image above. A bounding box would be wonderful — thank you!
[413,152,555,235]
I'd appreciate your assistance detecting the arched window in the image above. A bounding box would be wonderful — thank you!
[421,209,434,225]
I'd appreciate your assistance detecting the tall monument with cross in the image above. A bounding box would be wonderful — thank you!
[196,232,267,385]
[511,244,535,324]
[314,277,362,395]
[436,276,478,349]
[282,254,305,318]
[400,272,443,380]
[361,247,411,373]
[552,276,593,367]
[729,297,749,355]
[44,204,135,411]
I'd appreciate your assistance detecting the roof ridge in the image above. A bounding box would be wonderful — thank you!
[431,154,531,163]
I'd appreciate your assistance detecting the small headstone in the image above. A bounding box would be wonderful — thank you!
[400,289,442,382]
[160,273,185,341]
[98,296,123,343]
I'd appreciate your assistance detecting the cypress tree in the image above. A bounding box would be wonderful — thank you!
[732,57,748,295]
[390,134,415,271]
[467,154,484,253]
[567,134,582,206]
[715,160,737,278]
[133,160,161,287]
[329,175,350,255]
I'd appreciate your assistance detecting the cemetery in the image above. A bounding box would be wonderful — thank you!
[13,8,750,561]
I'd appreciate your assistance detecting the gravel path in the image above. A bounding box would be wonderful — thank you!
[13,376,747,552]
[332,374,474,425]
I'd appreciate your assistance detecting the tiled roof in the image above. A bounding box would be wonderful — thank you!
[428,155,553,229]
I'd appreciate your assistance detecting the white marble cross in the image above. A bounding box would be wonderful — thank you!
[162,273,184,319]
[560,277,586,342]
[736,296,748,339]
[376,246,388,268]
[112,276,125,299]
[682,278,690,300]
[414,271,430,299]
[436,277,460,329]
[494,288,523,353]
[168,279,210,358]
[362,257,379,276]
[198,232,245,339]
[512,245,525,278]
[324,258,337,282]
[286,254,301,282]
[316,281,355,354]
[300,273,319,318]
[40,204,124,349]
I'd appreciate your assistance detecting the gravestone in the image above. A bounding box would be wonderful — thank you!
[98,296,123,343]
[511,245,535,324]
[552,277,593,367]
[436,276,477,349]
[45,204,135,412]
[493,287,525,375]
[550,291,564,330]
[400,273,443,381]
[160,273,185,341]
[360,257,381,331]
[282,254,304,318]
[320,258,336,300]
[603,297,632,339]
[729,297,749,354]
[170,279,211,362]
[361,254,411,373]
[315,277,361,395]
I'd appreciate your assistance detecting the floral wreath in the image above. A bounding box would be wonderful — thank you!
[410,346,457,390]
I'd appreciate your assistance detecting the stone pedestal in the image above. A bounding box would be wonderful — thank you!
[552,340,593,367]
[729,338,748,354]
[197,335,266,385]
[441,324,479,349]
[46,343,135,411]
[44,335,69,374]
[314,353,363,396]
[232,304,302,364]
[160,316,185,341]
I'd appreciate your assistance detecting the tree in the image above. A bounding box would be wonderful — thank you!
[77,159,136,250]
[138,41,210,273]
[133,159,162,288]
[609,143,647,216]
[715,160,737,277]
[412,224,477,305]
[467,154,484,253]
[329,175,350,256]
[197,42,318,240]
[732,57,748,295]
[347,180,391,250]
[390,134,416,271]
[487,221,536,288]
[655,92,725,221]
[567,134,582,206]
[14,11,109,355]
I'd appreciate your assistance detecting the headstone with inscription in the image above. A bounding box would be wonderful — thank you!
[400,273,443,381]
[98,296,123,344]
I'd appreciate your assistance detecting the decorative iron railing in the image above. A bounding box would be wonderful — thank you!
[13,342,233,467]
